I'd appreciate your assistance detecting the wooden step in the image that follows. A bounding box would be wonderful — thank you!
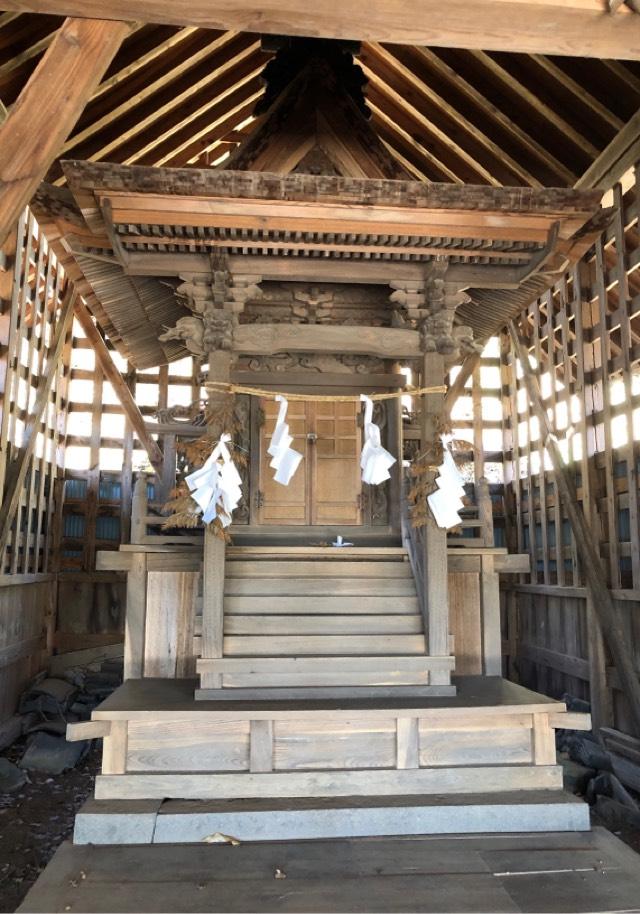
[224,577,417,596]
[223,635,426,657]
[223,595,420,614]
[227,546,407,560]
[198,655,451,676]
[223,634,427,656]
[226,561,412,578]
[224,615,423,635]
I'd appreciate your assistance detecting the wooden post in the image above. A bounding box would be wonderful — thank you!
[201,349,232,682]
[0,17,132,247]
[124,552,147,679]
[509,321,640,736]
[386,382,403,534]
[131,475,148,545]
[421,351,450,673]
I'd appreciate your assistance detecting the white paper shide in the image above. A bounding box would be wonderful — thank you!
[360,395,396,485]
[185,433,242,527]
[268,395,303,486]
[427,438,466,529]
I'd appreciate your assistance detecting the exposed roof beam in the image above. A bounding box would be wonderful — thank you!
[130,55,264,166]
[0,16,131,247]
[0,27,56,80]
[467,50,600,161]
[576,108,640,189]
[411,47,577,186]
[2,1,640,59]
[376,136,432,184]
[54,36,262,181]
[361,44,541,187]
[92,26,200,101]
[529,55,625,133]
[61,30,240,155]
[178,95,263,167]
[363,68,497,185]
[600,59,640,94]
[365,100,463,183]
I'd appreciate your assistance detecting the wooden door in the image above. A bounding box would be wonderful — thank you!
[258,399,362,525]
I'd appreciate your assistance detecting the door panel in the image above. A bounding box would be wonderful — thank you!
[258,398,362,526]
[258,399,309,525]
[313,401,361,525]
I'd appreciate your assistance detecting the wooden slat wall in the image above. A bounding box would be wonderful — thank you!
[0,209,71,574]
[0,208,71,717]
[499,161,640,735]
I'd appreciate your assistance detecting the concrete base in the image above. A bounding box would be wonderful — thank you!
[74,791,590,845]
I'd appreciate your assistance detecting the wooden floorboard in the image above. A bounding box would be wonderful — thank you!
[17,828,640,913]
[92,675,565,719]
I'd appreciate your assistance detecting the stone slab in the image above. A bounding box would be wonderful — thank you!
[74,799,161,845]
[73,793,590,845]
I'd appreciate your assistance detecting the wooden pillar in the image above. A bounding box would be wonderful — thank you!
[421,351,450,674]
[386,380,403,534]
[201,349,232,683]
[124,552,147,680]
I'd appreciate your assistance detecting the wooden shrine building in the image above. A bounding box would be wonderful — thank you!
[2,6,640,912]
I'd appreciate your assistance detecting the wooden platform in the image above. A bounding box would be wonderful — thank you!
[66,677,590,804]
[18,827,640,913]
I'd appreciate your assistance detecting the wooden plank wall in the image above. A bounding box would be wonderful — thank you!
[0,209,72,719]
[499,161,640,735]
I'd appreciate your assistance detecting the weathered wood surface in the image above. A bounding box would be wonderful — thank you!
[92,676,565,718]
[63,161,602,215]
[94,765,563,800]
[20,828,640,914]
[233,323,420,358]
[13,2,638,60]
[0,18,130,246]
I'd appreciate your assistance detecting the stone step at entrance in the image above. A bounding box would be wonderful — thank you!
[74,791,590,845]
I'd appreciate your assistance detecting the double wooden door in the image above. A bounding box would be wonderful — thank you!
[258,398,362,525]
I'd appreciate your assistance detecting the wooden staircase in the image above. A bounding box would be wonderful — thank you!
[196,546,456,698]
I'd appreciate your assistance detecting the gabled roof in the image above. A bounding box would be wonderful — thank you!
[0,15,638,187]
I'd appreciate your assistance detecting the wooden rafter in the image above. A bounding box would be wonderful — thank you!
[360,44,541,188]
[466,50,600,162]
[409,47,577,186]
[360,56,500,186]
[60,30,238,157]
[529,55,624,134]
[59,34,262,173]
[128,51,265,167]
[143,84,261,168]
[3,1,640,60]
[0,16,131,246]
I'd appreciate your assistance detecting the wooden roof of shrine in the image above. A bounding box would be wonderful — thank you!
[24,32,608,367]
[29,159,603,368]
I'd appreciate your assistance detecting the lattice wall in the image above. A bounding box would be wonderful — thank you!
[499,164,640,733]
[0,210,71,575]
